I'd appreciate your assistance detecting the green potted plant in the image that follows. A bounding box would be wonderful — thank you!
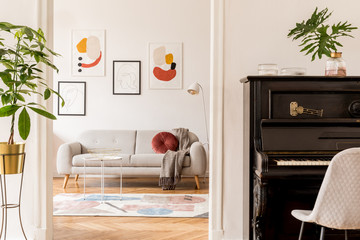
[288,7,357,62]
[0,22,64,174]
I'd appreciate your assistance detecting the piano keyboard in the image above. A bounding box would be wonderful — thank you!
[273,158,331,166]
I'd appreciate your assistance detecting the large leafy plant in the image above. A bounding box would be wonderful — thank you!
[288,7,357,61]
[0,22,64,144]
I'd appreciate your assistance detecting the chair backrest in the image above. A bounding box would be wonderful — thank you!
[309,147,360,229]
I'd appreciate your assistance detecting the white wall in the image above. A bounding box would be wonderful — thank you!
[0,0,39,239]
[223,0,360,239]
[53,0,210,175]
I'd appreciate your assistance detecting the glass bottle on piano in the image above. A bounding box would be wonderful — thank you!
[325,52,346,76]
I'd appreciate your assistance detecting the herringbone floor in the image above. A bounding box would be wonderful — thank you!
[53,177,209,240]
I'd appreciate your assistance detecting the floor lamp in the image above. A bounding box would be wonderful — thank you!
[187,82,209,182]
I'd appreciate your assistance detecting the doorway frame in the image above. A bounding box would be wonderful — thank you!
[39,0,226,239]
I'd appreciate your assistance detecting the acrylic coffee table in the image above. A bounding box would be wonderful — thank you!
[83,154,123,203]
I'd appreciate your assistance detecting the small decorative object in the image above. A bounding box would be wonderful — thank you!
[58,81,86,116]
[280,67,306,76]
[258,64,278,75]
[72,30,105,76]
[149,43,182,89]
[288,7,357,61]
[113,61,141,95]
[325,52,346,76]
[0,22,63,239]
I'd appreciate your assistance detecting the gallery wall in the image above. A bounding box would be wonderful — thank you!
[53,0,210,175]
[222,0,360,239]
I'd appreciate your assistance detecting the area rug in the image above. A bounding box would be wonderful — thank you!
[53,193,208,218]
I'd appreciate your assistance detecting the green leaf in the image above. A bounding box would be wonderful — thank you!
[288,7,357,61]
[45,46,61,57]
[300,43,315,52]
[0,72,12,86]
[0,105,21,117]
[1,94,12,105]
[28,106,56,120]
[44,88,51,100]
[18,108,30,140]
[24,27,34,41]
[14,93,25,102]
[0,49,7,57]
[34,55,40,63]
[27,102,46,109]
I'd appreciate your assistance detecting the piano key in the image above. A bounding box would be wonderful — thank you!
[273,159,331,166]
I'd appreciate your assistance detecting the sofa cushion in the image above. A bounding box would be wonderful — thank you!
[151,132,178,153]
[130,154,190,167]
[135,130,199,154]
[78,130,136,154]
[72,153,131,167]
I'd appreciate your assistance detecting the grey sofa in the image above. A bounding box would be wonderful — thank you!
[57,130,206,189]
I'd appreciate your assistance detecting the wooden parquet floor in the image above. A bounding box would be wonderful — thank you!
[53,177,209,240]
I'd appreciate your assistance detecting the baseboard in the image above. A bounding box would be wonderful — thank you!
[34,227,47,240]
[211,229,224,240]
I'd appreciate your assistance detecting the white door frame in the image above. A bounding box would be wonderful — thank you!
[35,0,54,238]
[209,0,225,239]
[39,0,226,239]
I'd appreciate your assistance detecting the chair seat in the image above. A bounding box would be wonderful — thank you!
[291,209,312,222]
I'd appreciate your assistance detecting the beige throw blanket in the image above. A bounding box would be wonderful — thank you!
[159,128,190,190]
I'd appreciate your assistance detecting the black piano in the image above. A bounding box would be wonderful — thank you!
[242,76,360,240]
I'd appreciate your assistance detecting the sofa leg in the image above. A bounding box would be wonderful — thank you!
[75,174,79,182]
[63,174,70,189]
[194,175,200,190]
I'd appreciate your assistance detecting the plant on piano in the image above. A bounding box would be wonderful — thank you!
[287,7,357,61]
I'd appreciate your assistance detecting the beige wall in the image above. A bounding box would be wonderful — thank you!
[53,0,211,176]
[0,0,42,238]
[223,0,360,239]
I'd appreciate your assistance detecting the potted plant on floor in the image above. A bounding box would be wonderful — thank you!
[0,22,64,174]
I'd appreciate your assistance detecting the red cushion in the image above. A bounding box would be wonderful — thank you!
[151,132,179,154]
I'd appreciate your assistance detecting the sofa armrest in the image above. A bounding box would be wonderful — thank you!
[189,141,207,175]
[57,142,81,175]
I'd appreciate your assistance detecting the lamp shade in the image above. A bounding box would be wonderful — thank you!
[187,82,200,95]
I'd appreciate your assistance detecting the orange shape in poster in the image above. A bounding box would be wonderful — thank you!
[165,53,173,64]
[76,38,87,53]
[153,67,176,81]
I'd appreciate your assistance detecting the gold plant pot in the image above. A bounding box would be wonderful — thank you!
[0,142,25,174]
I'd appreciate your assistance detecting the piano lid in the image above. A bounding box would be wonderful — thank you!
[240,75,360,83]
[261,119,360,151]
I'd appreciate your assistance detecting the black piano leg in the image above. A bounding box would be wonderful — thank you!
[253,177,267,240]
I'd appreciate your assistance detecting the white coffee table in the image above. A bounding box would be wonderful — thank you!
[83,154,123,203]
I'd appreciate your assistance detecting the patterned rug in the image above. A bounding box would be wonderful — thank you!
[53,193,208,218]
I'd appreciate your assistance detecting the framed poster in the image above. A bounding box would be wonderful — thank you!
[58,81,86,116]
[113,60,141,95]
[72,30,105,76]
[149,42,182,89]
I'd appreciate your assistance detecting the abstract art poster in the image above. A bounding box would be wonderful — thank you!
[58,81,86,116]
[72,30,105,76]
[113,61,141,95]
[149,43,182,89]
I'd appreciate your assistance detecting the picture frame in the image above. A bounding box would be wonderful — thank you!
[149,42,182,90]
[113,60,141,95]
[72,30,105,76]
[58,81,86,116]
